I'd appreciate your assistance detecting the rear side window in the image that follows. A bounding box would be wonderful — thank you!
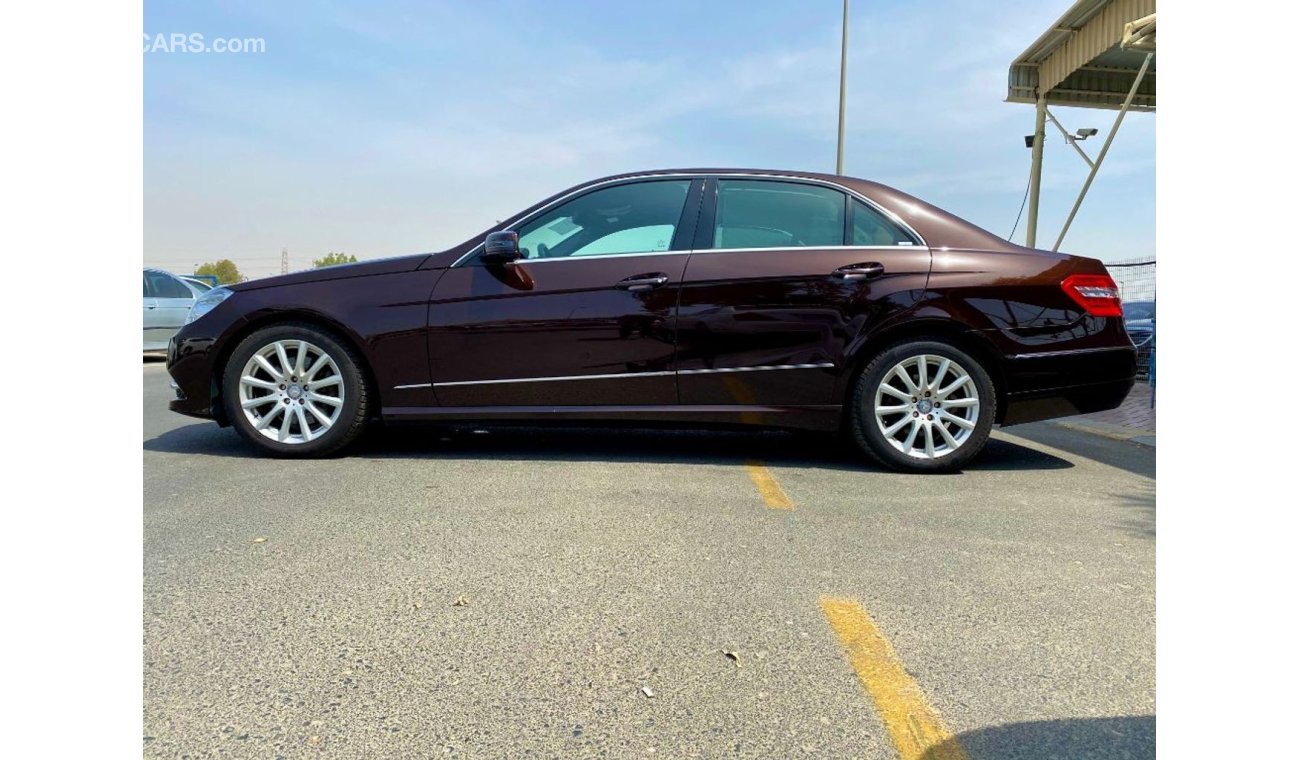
[712,180,845,249]
[851,199,917,246]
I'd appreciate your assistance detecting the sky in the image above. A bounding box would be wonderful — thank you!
[144,0,1155,279]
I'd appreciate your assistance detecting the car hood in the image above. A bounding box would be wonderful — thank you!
[228,253,431,292]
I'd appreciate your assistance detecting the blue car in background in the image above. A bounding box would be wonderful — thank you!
[1124,300,1155,376]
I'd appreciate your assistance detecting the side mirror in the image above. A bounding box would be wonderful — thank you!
[482,231,522,265]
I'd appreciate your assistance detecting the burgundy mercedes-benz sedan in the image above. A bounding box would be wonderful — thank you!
[167,169,1136,472]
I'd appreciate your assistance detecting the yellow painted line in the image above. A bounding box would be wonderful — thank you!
[744,460,793,510]
[721,374,763,424]
[819,596,969,760]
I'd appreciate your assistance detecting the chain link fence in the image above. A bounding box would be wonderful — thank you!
[1107,258,1155,380]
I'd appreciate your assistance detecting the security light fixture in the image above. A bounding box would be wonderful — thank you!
[1074,128,1099,140]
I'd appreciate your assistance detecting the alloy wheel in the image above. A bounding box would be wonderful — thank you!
[873,353,981,460]
[238,340,345,444]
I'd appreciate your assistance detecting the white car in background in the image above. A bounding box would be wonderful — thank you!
[144,268,204,352]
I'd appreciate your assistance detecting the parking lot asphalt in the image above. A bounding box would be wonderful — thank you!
[143,359,1155,759]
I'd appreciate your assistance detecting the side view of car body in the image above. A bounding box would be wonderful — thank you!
[166,169,1137,471]
[144,268,201,352]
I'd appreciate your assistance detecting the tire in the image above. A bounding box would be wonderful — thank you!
[221,323,371,457]
[848,340,996,473]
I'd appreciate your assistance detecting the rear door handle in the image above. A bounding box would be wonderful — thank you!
[833,262,885,280]
[615,273,670,291]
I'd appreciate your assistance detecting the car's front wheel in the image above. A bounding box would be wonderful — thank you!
[221,324,370,457]
[848,340,996,472]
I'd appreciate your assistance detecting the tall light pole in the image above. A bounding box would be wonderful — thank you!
[836,0,849,175]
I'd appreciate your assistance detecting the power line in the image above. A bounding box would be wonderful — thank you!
[1008,174,1031,242]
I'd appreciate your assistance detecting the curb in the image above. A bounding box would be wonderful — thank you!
[1054,419,1156,448]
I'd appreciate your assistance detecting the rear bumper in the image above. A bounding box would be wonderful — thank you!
[999,345,1137,426]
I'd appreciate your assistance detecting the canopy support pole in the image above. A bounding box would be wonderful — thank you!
[1025,95,1047,248]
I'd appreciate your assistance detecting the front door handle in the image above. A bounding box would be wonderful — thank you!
[833,262,885,280]
[615,273,670,291]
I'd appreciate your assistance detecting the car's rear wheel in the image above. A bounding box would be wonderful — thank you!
[848,340,996,472]
[221,324,370,457]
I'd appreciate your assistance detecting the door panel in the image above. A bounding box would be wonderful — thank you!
[143,272,194,350]
[675,178,932,406]
[674,248,931,405]
[142,297,165,350]
[427,254,688,406]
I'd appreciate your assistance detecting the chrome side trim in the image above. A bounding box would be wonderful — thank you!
[451,172,929,267]
[393,382,433,389]
[678,363,835,375]
[431,370,676,388]
[424,363,836,389]
[1009,346,1134,360]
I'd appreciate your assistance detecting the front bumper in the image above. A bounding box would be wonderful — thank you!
[166,333,226,423]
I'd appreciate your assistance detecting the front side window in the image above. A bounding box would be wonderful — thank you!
[146,271,193,299]
[712,180,845,250]
[511,180,692,260]
[852,199,917,246]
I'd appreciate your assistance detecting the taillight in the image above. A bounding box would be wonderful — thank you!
[1061,273,1123,317]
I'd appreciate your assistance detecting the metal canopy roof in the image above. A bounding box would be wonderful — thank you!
[1007,0,1156,112]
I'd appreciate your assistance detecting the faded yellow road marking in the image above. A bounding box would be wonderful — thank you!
[721,375,764,424]
[819,597,969,760]
[745,460,793,509]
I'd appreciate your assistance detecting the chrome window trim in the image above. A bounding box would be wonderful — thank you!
[452,174,700,268]
[688,245,921,255]
[846,196,923,249]
[491,250,690,265]
[708,176,924,251]
[451,173,929,267]
[418,362,835,390]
